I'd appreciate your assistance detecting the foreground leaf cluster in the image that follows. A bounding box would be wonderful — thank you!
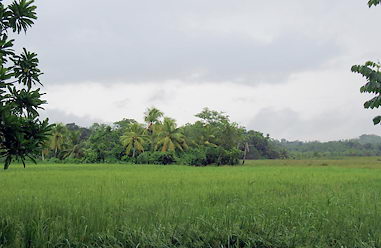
[0,0,51,169]
[352,62,381,124]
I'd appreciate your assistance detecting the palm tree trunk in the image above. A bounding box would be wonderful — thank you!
[242,148,247,165]
[242,142,249,165]
[150,135,156,152]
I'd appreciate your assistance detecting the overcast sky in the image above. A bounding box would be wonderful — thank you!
[13,0,381,141]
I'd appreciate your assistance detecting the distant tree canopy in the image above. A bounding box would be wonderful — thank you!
[14,105,380,165]
[278,135,381,159]
[35,107,288,166]
[0,0,51,169]
[351,1,381,125]
[38,109,381,163]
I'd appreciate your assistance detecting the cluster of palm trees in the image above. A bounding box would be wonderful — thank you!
[120,108,188,158]
[44,123,84,160]
[46,108,189,160]
[42,107,286,163]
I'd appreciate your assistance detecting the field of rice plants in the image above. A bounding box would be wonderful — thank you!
[1,157,381,247]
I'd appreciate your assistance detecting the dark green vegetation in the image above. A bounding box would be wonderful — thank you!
[38,106,381,164]
[0,0,51,170]
[41,108,287,167]
[278,134,381,158]
[1,157,381,247]
[42,116,381,163]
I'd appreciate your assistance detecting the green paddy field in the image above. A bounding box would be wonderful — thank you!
[1,157,381,247]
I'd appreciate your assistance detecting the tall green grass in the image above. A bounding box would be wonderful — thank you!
[1,158,381,247]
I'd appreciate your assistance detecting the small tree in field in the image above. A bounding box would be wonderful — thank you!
[351,0,381,125]
[0,0,51,169]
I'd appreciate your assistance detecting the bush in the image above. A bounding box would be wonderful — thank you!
[219,148,242,165]
[135,152,176,165]
[204,147,221,165]
[206,147,242,166]
[121,155,135,163]
[83,149,99,163]
[181,147,242,166]
[134,152,150,164]
[181,148,207,166]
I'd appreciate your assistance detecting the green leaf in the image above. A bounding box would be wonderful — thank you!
[368,0,381,7]
[373,116,381,125]
[8,0,37,33]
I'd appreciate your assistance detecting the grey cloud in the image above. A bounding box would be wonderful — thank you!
[14,0,340,85]
[232,97,256,104]
[248,108,381,141]
[40,108,102,127]
[113,98,130,109]
[147,88,174,104]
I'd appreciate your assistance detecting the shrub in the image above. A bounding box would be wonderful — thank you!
[219,148,242,165]
[121,155,135,163]
[181,148,207,166]
[181,147,242,166]
[134,152,150,164]
[206,147,242,166]
[204,147,221,165]
[136,152,176,165]
[83,149,99,163]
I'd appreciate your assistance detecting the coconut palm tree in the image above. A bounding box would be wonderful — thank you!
[144,107,163,131]
[144,107,164,151]
[41,140,50,161]
[120,123,148,158]
[50,123,67,158]
[64,130,84,159]
[155,117,188,152]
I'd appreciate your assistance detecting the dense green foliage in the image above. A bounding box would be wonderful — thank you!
[0,0,51,170]
[40,108,287,166]
[0,158,381,247]
[244,131,288,160]
[42,108,381,162]
[278,134,381,158]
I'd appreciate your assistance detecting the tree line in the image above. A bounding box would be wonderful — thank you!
[41,106,381,164]
[277,134,381,159]
[42,107,288,166]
